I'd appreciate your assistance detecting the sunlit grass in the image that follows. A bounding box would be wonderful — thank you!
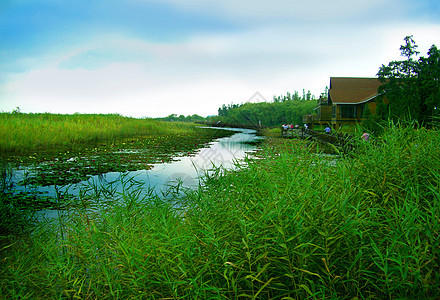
[1,123,439,298]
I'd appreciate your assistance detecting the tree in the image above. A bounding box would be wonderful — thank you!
[293,91,300,101]
[417,45,440,123]
[377,35,440,126]
[306,90,312,101]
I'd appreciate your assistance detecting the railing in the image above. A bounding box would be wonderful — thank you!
[306,130,357,153]
[282,128,357,153]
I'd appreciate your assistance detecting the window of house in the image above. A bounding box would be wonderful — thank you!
[339,105,357,118]
[331,105,336,118]
[359,104,365,117]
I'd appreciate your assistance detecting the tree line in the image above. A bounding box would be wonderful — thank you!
[272,89,317,102]
[212,95,318,127]
[156,114,207,123]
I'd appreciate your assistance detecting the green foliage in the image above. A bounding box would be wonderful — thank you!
[0,113,201,153]
[361,106,384,134]
[273,89,315,102]
[1,124,439,298]
[377,35,440,126]
[215,100,316,127]
[0,166,35,236]
[158,114,207,123]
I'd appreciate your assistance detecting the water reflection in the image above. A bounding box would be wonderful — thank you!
[13,128,261,201]
[92,128,260,194]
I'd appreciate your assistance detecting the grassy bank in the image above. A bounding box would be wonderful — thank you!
[0,113,200,154]
[1,124,439,298]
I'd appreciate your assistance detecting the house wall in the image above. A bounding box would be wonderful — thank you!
[333,105,360,124]
[328,101,378,128]
[357,101,377,119]
[315,104,332,124]
[366,101,377,115]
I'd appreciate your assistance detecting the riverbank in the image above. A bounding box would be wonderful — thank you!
[1,124,439,299]
[0,113,202,155]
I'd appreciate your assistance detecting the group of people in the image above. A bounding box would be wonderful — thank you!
[282,123,371,141]
[281,124,301,130]
[282,124,293,130]
[281,124,308,137]
[281,123,311,134]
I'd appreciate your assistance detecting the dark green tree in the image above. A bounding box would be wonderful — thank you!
[377,35,440,126]
[417,44,440,123]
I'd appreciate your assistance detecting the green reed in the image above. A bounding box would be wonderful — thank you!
[1,123,439,299]
[0,165,36,237]
[0,112,199,153]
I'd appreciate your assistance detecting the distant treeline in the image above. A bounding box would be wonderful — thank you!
[156,114,207,123]
[272,89,319,102]
[212,96,318,127]
[156,89,322,127]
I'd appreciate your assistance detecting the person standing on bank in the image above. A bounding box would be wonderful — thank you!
[362,131,370,141]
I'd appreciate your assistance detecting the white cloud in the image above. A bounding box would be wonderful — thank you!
[2,0,440,117]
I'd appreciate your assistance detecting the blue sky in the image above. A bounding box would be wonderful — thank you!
[1,0,439,117]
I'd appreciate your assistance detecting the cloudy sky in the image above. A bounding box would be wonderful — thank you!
[1,0,439,117]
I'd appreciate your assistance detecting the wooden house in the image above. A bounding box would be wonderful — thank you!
[314,95,332,126]
[315,77,383,128]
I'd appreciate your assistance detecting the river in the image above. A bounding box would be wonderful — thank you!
[72,127,261,196]
[10,128,261,218]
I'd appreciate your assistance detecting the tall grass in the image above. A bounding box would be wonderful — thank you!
[0,165,35,237]
[0,113,199,153]
[1,123,439,298]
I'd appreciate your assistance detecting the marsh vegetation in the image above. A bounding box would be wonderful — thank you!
[0,112,206,154]
[0,113,238,209]
[1,113,439,298]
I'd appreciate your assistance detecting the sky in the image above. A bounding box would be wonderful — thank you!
[1,0,439,118]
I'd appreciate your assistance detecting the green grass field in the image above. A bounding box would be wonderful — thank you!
[1,122,439,299]
[0,112,200,153]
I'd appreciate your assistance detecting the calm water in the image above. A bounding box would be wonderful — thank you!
[12,128,261,213]
[127,128,260,192]
[77,127,261,196]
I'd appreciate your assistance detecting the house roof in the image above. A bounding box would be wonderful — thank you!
[329,77,382,104]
